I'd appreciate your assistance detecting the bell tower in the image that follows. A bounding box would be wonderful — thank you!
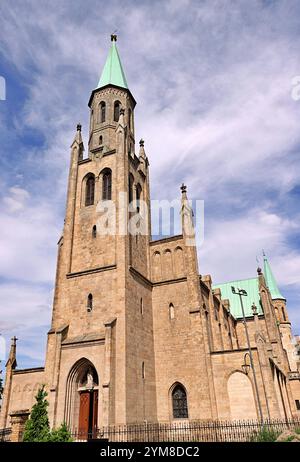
[88,34,136,159]
[44,36,156,427]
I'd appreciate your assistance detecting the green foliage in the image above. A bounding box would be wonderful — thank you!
[23,386,72,442]
[49,423,73,442]
[250,426,280,442]
[23,385,50,442]
[282,435,295,442]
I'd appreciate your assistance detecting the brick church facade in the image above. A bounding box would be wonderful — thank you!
[1,37,300,434]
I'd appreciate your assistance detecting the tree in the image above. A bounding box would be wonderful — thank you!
[23,385,50,442]
[23,385,72,442]
[49,423,73,442]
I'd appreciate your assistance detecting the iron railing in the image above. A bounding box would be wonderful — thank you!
[0,428,11,442]
[70,418,300,442]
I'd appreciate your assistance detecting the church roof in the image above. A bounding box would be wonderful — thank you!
[212,277,263,319]
[213,256,285,319]
[97,39,128,90]
[263,255,285,301]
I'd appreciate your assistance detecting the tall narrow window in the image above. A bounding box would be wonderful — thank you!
[172,384,188,419]
[136,183,142,213]
[99,101,106,123]
[282,307,286,322]
[128,173,134,205]
[99,135,103,145]
[114,101,121,122]
[169,303,175,320]
[102,169,112,200]
[85,174,95,206]
[92,225,97,238]
[87,294,93,312]
[128,108,132,131]
[140,298,144,315]
[142,362,145,380]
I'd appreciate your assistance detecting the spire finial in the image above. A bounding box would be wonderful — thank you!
[181,183,187,194]
[76,123,81,132]
[257,267,262,275]
[139,139,144,147]
[262,249,266,257]
[111,33,117,42]
[11,336,18,345]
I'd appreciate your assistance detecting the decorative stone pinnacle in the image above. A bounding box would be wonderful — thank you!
[77,123,82,132]
[139,139,144,147]
[11,336,18,345]
[257,267,262,275]
[111,34,117,42]
[251,303,257,315]
[181,183,187,194]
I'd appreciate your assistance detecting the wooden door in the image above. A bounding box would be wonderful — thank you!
[78,391,90,438]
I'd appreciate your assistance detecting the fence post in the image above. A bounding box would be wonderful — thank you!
[9,410,30,442]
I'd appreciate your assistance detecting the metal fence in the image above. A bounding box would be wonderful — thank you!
[0,428,11,442]
[70,418,300,442]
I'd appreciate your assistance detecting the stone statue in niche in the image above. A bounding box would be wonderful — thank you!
[86,368,94,389]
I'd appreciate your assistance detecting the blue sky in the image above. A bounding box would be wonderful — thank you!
[0,0,300,368]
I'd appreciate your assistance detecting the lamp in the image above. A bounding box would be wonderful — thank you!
[242,353,251,375]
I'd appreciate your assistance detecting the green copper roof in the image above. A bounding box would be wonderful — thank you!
[263,255,285,300]
[97,41,128,90]
[212,278,263,319]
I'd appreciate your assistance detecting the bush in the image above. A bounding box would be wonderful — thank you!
[250,426,280,442]
[49,423,73,442]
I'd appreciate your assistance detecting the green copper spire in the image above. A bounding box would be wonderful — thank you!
[263,253,285,300]
[97,35,128,90]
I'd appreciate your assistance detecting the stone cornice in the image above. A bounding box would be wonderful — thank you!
[66,264,116,279]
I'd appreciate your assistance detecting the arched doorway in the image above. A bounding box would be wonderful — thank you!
[65,358,99,439]
[227,371,257,420]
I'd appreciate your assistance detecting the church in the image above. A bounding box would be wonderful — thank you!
[1,36,300,437]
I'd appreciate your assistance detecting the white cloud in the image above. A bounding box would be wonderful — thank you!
[3,186,30,212]
[0,0,300,362]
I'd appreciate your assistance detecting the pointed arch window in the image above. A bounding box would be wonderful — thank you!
[99,101,106,123]
[102,168,112,200]
[172,384,188,419]
[136,183,142,213]
[87,294,93,312]
[85,174,95,206]
[92,225,97,238]
[114,101,121,122]
[99,135,103,145]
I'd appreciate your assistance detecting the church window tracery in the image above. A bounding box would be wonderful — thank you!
[172,384,188,419]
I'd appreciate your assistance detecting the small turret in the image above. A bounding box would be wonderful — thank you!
[263,253,285,301]
[71,123,84,161]
[6,336,17,369]
[0,337,17,428]
[138,139,148,176]
[180,184,195,244]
